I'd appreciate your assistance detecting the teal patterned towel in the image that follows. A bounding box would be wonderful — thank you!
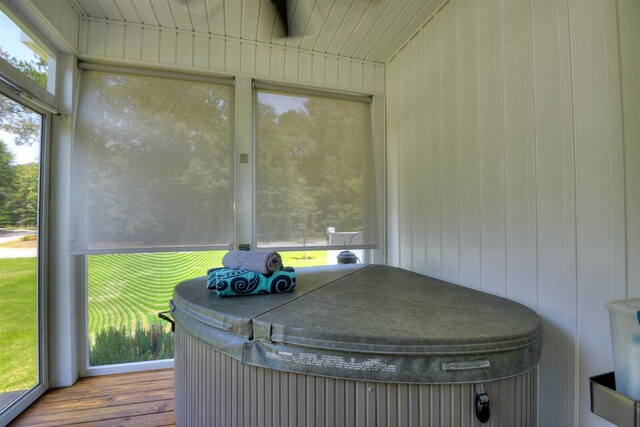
[207,267,296,297]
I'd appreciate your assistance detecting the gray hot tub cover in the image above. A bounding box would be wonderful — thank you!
[171,264,542,384]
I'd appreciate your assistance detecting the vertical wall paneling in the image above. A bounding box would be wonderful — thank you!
[476,0,506,297]
[312,55,326,87]
[501,0,537,307]
[386,0,627,424]
[176,33,194,67]
[604,0,628,303]
[105,23,125,58]
[142,28,160,63]
[386,58,400,267]
[86,20,107,57]
[209,37,225,70]
[569,0,622,424]
[225,39,241,73]
[80,20,384,95]
[159,30,177,64]
[338,59,350,89]
[397,46,412,271]
[530,0,573,424]
[619,0,640,298]
[194,35,211,69]
[363,63,375,94]
[438,1,459,283]
[270,46,285,79]
[255,44,270,77]
[423,15,442,278]
[410,33,427,275]
[298,51,312,83]
[241,43,257,76]
[351,61,363,91]
[124,25,142,61]
[455,0,480,289]
[285,49,299,81]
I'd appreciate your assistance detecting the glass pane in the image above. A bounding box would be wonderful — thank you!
[0,10,53,93]
[255,91,377,250]
[280,249,364,267]
[72,72,234,253]
[0,93,41,412]
[88,251,226,366]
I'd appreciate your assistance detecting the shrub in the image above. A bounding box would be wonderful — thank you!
[89,322,174,366]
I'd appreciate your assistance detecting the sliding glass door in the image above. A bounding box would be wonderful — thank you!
[0,91,47,422]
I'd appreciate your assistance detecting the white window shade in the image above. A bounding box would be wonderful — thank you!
[70,70,234,254]
[255,88,379,250]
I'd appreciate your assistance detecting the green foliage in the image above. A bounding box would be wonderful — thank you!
[0,141,16,226]
[255,94,371,245]
[89,323,174,366]
[77,73,233,247]
[0,49,46,146]
[0,140,38,228]
[5,163,38,228]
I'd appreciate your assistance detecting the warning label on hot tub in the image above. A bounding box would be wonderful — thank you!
[265,351,397,373]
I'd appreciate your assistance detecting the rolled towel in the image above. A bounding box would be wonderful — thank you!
[206,267,296,297]
[222,250,283,274]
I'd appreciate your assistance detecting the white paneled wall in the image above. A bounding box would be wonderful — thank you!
[386,0,631,425]
[79,19,385,96]
[619,0,640,298]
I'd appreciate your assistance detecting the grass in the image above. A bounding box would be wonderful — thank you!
[0,258,38,394]
[87,250,327,335]
[0,250,329,387]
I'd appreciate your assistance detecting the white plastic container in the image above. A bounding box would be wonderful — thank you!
[606,298,640,401]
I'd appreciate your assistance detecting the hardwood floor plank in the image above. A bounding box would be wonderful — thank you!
[12,399,174,426]
[67,411,177,427]
[19,388,173,414]
[10,370,176,427]
[38,379,173,403]
[69,369,173,388]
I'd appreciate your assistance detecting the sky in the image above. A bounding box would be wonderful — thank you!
[0,10,42,165]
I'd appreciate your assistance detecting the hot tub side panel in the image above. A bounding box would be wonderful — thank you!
[175,325,538,427]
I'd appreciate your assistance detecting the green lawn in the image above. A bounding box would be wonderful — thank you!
[87,250,328,338]
[0,250,328,386]
[0,258,38,394]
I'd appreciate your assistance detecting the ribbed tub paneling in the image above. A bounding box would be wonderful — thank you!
[175,327,538,427]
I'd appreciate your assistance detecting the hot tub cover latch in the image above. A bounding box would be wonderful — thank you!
[475,383,491,424]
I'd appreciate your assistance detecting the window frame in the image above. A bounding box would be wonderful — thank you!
[250,80,385,261]
[0,3,58,102]
[0,82,51,427]
[76,70,385,376]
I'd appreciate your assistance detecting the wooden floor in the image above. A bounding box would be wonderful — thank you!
[10,369,175,427]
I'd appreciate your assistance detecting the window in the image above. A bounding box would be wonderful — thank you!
[71,70,234,254]
[87,251,225,366]
[73,68,234,369]
[0,91,48,423]
[0,9,56,95]
[71,68,383,371]
[254,86,379,254]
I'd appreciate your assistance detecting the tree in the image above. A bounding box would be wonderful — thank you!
[0,48,46,146]
[6,162,38,228]
[0,141,16,226]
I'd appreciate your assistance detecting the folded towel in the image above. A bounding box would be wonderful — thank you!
[207,267,296,297]
[222,250,283,274]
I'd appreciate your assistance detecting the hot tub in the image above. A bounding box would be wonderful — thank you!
[169,264,542,426]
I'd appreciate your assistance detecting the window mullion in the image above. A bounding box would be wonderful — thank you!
[233,76,255,249]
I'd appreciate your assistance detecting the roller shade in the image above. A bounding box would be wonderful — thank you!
[255,87,379,250]
[70,70,234,254]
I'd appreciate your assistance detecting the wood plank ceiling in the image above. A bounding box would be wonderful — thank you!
[70,0,442,64]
